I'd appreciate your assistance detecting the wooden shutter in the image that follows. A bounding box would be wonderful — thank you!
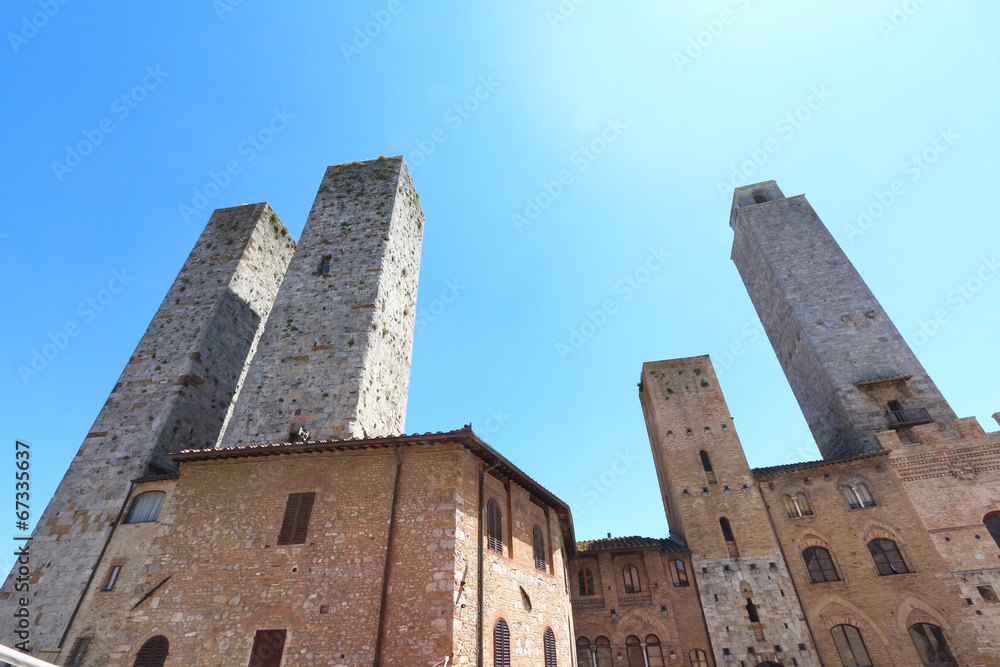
[248,629,287,667]
[487,498,503,554]
[277,492,315,545]
[66,637,91,667]
[544,627,557,667]
[533,524,546,571]
[133,635,169,667]
[493,619,510,667]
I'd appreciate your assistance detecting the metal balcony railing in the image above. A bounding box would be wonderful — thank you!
[886,407,932,428]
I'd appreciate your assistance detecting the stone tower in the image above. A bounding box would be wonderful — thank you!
[217,156,423,446]
[728,181,957,459]
[0,203,296,653]
[639,356,819,667]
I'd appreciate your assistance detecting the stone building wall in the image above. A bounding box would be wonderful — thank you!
[729,182,956,459]
[0,203,295,653]
[218,156,424,446]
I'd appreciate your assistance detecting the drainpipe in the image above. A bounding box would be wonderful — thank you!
[477,460,500,667]
[373,444,404,667]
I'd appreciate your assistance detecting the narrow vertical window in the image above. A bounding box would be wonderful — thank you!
[745,597,760,622]
[985,512,1000,550]
[125,491,166,523]
[595,636,612,667]
[66,637,92,667]
[842,485,861,510]
[908,623,955,666]
[689,649,709,667]
[699,450,713,471]
[102,565,123,591]
[796,493,814,515]
[856,483,875,507]
[277,492,315,545]
[576,637,593,667]
[319,254,332,274]
[487,498,503,554]
[544,627,557,667]
[645,635,664,667]
[669,559,689,587]
[578,568,595,596]
[494,619,511,667]
[803,546,840,582]
[622,564,641,593]
[533,524,547,571]
[625,636,644,667]
[132,635,169,667]
[868,538,909,575]
[248,629,287,667]
[831,624,873,667]
[783,494,798,517]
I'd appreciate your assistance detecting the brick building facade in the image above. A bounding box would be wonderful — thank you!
[1,167,998,667]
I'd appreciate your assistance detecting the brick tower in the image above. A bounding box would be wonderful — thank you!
[639,356,819,667]
[0,204,296,653]
[728,182,957,459]
[217,156,423,446]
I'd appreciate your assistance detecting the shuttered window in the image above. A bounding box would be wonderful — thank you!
[487,498,503,554]
[544,627,557,667]
[66,637,91,667]
[132,635,169,667]
[493,619,510,667]
[248,629,287,667]
[277,493,315,545]
[533,524,546,571]
[125,492,166,524]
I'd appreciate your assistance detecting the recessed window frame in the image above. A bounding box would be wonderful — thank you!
[248,628,287,667]
[868,538,909,576]
[124,491,166,524]
[578,567,595,596]
[831,624,873,667]
[277,492,315,546]
[102,565,123,591]
[533,524,547,571]
[803,546,840,583]
[622,563,641,594]
[66,637,92,667]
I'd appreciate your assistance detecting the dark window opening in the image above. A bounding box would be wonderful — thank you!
[248,629,287,667]
[699,450,713,472]
[868,538,909,575]
[803,547,840,583]
[752,189,770,204]
[985,512,1000,550]
[578,568,595,596]
[319,254,332,274]
[745,597,760,623]
[533,524,547,571]
[277,492,315,545]
[487,498,503,554]
[720,517,735,542]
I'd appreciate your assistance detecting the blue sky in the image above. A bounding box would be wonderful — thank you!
[2,1,999,562]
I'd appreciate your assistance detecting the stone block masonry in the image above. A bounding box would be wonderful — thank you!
[218,156,424,446]
[0,203,295,653]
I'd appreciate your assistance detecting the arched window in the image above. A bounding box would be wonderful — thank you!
[494,618,511,667]
[699,450,713,471]
[578,567,595,596]
[842,485,861,509]
[984,512,1000,549]
[669,559,689,587]
[544,627,557,667]
[720,517,735,542]
[132,635,168,667]
[689,649,710,667]
[831,624,872,667]
[576,637,592,667]
[783,493,814,518]
[856,483,875,507]
[625,636,644,667]
[868,538,909,575]
[752,189,770,204]
[595,636,612,667]
[745,597,760,623]
[533,524,547,571]
[803,546,840,582]
[645,635,664,667]
[125,492,166,524]
[622,564,641,593]
[842,482,875,509]
[487,498,503,554]
[908,623,956,666]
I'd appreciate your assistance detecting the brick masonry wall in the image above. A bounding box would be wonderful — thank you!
[568,550,714,666]
[639,356,819,666]
[729,186,956,459]
[218,156,424,446]
[0,203,294,652]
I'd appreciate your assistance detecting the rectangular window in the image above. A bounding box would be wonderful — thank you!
[248,629,286,667]
[66,637,91,667]
[277,492,315,545]
[102,565,122,591]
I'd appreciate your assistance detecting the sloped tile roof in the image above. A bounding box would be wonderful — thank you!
[576,535,689,554]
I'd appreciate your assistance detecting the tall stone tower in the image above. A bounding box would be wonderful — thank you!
[639,356,819,667]
[218,156,423,446]
[0,203,296,653]
[729,181,956,459]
